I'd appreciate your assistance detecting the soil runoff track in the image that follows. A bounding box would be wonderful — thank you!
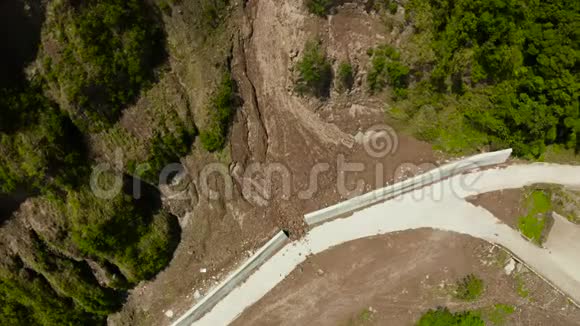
[174,151,580,325]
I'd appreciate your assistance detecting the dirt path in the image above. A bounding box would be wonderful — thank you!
[193,163,580,325]
[233,230,580,326]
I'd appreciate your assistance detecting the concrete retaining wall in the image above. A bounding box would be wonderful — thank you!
[304,149,513,225]
[171,231,289,326]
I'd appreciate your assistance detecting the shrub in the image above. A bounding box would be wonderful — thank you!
[200,73,236,152]
[416,307,484,326]
[295,40,332,98]
[455,274,484,301]
[306,0,334,16]
[388,1,399,14]
[337,62,354,91]
[367,45,409,95]
[134,124,196,184]
[158,1,172,15]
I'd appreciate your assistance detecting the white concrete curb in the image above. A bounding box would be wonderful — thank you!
[304,149,513,225]
[171,231,289,326]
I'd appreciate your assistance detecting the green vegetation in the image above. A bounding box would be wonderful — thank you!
[337,62,354,91]
[0,84,88,194]
[367,45,410,96]
[129,124,196,184]
[345,308,374,325]
[518,190,551,244]
[515,274,530,298]
[306,0,334,16]
[200,73,236,152]
[454,274,484,301]
[374,0,399,15]
[485,304,515,325]
[543,185,580,223]
[0,270,99,325]
[41,0,164,131]
[518,215,546,244]
[158,1,172,16]
[394,0,580,158]
[0,1,184,323]
[294,40,333,98]
[201,0,230,29]
[17,231,121,316]
[66,185,178,282]
[416,307,484,326]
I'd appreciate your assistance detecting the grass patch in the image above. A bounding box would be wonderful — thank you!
[518,190,551,245]
[515,274,529,298]
[294,40,332,98]
[518,215,546,244]
[416,307,484,326]
[484,304,515,325]
[454,274,484,301]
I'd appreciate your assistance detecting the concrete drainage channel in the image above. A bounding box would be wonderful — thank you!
[171,149,515,325]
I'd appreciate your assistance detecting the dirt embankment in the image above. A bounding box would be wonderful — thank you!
[233,229,580,326]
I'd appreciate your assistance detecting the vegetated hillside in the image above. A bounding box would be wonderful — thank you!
[0,0,234,324]
[38,0,166,131]
[385,0,580,158]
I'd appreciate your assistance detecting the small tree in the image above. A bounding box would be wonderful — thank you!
[455,274,484,301]
[294,40,332,98]
[337,62,354,91]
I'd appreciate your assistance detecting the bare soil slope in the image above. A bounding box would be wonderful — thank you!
[233,229,580,326]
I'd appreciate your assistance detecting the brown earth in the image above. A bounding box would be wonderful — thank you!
[232,229,580,326]
[468,189,525,229]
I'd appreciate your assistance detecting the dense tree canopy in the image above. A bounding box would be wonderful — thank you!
[42,0,164,130]
[406,0,580,157]
[0,84,87,194]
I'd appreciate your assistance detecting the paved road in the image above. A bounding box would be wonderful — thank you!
[194,163,580,325]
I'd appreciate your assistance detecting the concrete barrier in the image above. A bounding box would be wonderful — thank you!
[304,149,513,225]
[171,230,289,326]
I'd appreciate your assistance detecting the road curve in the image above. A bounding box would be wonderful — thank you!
[194,163,580,325]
